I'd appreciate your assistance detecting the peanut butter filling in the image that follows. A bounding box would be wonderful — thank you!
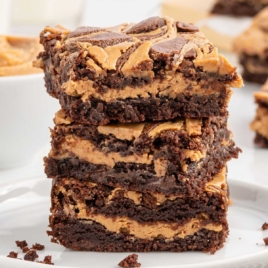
[55,110,203,140]
[62,73,234,103]
[251,106,268,139]
[50,134,206,176]
[0,36,42,76]
[77,214,222,240]
[55,167,227,209]
[97,123,146,140]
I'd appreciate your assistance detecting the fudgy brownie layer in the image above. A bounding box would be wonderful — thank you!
[254,133,268,148]
[240,54,268,84]
[211,0,268,16]
[48,215,228,253]
[59,91,230,125]
[48,113,240,191]
[35,17,242,123]
[52,114,233,159]
[51,177,228,224]
[45,156,232,196]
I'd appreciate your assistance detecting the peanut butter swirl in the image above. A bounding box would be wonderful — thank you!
[35,16,243,102]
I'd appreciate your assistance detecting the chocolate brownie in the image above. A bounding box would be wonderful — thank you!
[45,110,240,196]
[211,0,268,17]
[251,82,268,147]
[262,222,268,230]
[118,254,141,268]
[34,17,242,125]
[234,8,268,84]
[7,251,18,258]
[48,168,229,253]
[24,250,39,262]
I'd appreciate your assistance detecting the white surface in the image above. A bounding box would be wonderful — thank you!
[0,74,59,169]
[197,16,251,37]
[0,79,268,267]
[81,0,161,27]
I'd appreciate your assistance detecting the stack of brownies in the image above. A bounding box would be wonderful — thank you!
[35,16,243,253]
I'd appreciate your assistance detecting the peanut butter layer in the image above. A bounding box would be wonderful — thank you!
[55,109,203,140]
[50,134,206,176]
[55,167,227,208]
[62,71,233,103]
[0,36,42,76]
[35,16,243,101]
[76,214,222,240]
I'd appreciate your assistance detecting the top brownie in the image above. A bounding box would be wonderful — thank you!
[35,16,243,125]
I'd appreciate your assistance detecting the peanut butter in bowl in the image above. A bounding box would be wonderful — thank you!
[0,35,42,76]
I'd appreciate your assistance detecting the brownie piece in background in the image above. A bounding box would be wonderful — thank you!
[234,8,268,84]
[211,0,268,17]
[251,81,268,147]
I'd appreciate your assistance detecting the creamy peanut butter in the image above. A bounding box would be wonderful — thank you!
[62,201,222,240]
[148,121,184,138]
[50,134,207,176]
[62,72,232,103]
[54,110,203,141]
[185,118,202,135]
[0,35,42,76]
[97,123,145,140]
[52,134,153,167]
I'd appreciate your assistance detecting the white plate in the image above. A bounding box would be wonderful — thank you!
[0,173,268,268]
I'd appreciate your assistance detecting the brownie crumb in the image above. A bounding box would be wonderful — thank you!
[7,251,18,258]
[22,246,29,253]
[262,222,268,230]
[32,243,45,250]
[15,240,28,249]
[118,254,141,268]
[24,250,39,262]
[38,255,54,265]
[264,237,268,246]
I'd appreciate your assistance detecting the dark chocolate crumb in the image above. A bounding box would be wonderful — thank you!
[22,247,30,253]
[264,237,268,246]
[50,237,59,244]
[32,243,45,250]
[15,240,28,249]
[38,255,54,265]
[262,222,268,230]
[24,250,39,262]
[118,254,141,268]
[7,251,18,258]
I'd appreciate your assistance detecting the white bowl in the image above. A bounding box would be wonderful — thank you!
[0,73,59,169]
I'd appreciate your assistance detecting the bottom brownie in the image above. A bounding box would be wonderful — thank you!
[254,133,268,148]
[48,215,228,254]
